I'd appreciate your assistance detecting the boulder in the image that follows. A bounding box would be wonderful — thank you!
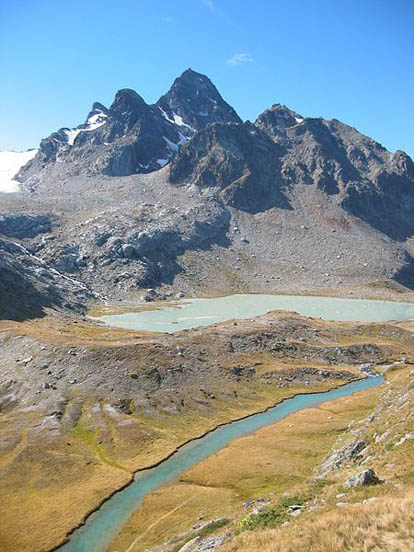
[120,243,137,259]
[344,468,381,488]
[141,288,167,302]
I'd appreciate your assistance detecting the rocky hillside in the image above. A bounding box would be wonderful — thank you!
[0,213,104,320]
[1,69,414,316]
[0,236,99,320]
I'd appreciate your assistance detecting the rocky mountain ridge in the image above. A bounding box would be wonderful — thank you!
[2,69,414,318]
[16,70,414,241]
[16,69,241,183]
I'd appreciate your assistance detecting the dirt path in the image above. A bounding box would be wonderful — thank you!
[125,496,194,552]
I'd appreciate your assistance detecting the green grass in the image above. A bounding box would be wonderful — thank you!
[239,481,333,531]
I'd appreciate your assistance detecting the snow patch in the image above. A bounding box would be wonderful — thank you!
[163,132,188,152]
[64,129,82,146]
[158,107,193,130]
[295,117,304,124]
[163,136,179,152]
[64,111,107,146]
[178,132,187,146]
[157,158,169,167]
[0,149,38,193]
[158,106,174,123]
[87,111,107,127]
[172,112,193,129]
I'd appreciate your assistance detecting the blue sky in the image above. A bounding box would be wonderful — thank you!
[1,0,413,156]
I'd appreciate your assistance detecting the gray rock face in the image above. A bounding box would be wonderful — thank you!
[4,68,414,308]
[0,214,53,238]
[170,122,290,213]
[256,108,414,242]
[342,150,414,241]
[157,68,241,134]
[18,88,184,180]
[344,468,381,488]
[26,197,231,294]
[0,239,87,320]
[16,69,242,184]
[317,439,367,478]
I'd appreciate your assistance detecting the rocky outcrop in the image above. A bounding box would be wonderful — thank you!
[317,439,367,478]
[170,122,291,213]
[343,468,381,488]
[0,213,53,239]
[0,239,87,320]
[157,68,241,134]
[29,198,231,293]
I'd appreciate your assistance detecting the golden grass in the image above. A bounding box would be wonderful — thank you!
[109,384,382,552]
[0,317,149,346]
[221,487,414,552]
[0,379,350,552]
[0,437,132,552]
[220,364,414,552]
[179,389,379,498]
[87,299,182,317]
[0,309,412,552]
[109,483,237,552]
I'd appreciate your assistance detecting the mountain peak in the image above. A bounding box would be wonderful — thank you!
[156,68,241,133]
[110,88,147,115]
[175,68,214,86]
[180,67,207,78]
[91,101,108,113]
[256,104,304,131]
[167,68,225,102]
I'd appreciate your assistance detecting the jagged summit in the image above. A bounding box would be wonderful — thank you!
[156,68,241,134]
[3,68,414,317]
[111,88,147,112]
[17,69,242,182]
[256,104,304,129]
[91,101,107,113]
[14,68,414,243]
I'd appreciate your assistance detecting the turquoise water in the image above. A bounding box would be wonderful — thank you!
[59,375,383,552]
[97,294,414,333]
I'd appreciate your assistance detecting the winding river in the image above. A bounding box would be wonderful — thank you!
[59,375,383,552]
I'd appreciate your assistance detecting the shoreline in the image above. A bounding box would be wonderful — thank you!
[88,284,414,318]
